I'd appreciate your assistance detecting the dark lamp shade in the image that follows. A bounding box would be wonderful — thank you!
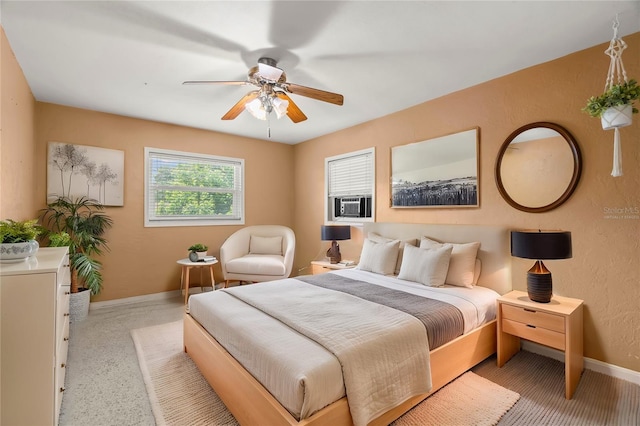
[511,231,572,260]
[321,225,351,241]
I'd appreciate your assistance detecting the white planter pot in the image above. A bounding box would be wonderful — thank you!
[0,241,36,263]
[601,104,633,130]
[196,251,208,260]
[70,289,90,322]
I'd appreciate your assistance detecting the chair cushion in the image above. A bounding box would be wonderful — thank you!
[225,254,286,276]
[249,235,283,255]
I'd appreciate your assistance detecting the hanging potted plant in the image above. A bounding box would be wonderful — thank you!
[40,196,113,321]
[0,219,42,262]
[581,17,636,178]
[582,79,639,129]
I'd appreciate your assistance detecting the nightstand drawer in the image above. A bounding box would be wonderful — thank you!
[311,264,329,275]
[501,304,565,333]
[502,318,565,351]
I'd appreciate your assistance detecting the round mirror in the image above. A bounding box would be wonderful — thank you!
[495,122,581,213]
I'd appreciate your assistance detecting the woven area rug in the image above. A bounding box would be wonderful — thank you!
[132,320,519,426]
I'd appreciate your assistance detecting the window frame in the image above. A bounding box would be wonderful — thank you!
[324,147,375,225]
[144,147,245,227]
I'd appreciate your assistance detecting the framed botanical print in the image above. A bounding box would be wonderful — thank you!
[47,142,124,206]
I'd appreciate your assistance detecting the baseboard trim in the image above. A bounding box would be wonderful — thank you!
[522,341,640,386]
[89,290,180,310]
[89,287,217,310]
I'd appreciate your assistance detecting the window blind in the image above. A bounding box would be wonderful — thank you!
[145,148,244,225]
[328,150,373,197]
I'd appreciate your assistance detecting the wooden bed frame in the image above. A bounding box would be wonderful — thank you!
[184,223,511,426]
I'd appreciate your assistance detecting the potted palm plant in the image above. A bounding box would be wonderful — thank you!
[0,219,42,262]
[40,196,113,321]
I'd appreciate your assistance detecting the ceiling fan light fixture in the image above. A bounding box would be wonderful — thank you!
[272,96,289,119]
[258,61,284,82]
[245,97,267,120]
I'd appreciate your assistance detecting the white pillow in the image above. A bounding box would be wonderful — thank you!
[367,232,417,275]
[356,238,400,275]
[249,235,283,255]
[420,237,480,288]
[397,244,453,287]
[473,258,482,285]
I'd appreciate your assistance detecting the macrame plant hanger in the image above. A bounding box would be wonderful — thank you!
[602,16,630,177]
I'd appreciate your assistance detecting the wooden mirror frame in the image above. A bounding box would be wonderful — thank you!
[495,122,582,213]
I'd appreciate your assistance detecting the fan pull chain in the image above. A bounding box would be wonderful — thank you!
[267,114,271,138]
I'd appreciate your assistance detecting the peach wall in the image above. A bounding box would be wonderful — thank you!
[34,103,294,302]
[0,28,38,220]
[294,33,640,372]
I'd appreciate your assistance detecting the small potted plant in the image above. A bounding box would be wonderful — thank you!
[188,243,209,260]
[0,219,42,262]
[583,79,639,129]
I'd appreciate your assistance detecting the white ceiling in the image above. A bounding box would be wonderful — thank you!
[2,1,639,144]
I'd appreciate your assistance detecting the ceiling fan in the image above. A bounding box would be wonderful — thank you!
[183,57,344,123]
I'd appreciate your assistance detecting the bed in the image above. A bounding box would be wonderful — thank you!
[184,223,512,426]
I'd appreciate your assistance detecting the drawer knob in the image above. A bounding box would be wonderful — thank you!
[524,308,537,313]
[64,291,71,295]
[60,387,65,393]
[64,336,69,341]
[526,324,537,328]
[61,363,66,368]
[64,313,70,317]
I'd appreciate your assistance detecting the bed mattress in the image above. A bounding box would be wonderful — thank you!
[188,269,499,421]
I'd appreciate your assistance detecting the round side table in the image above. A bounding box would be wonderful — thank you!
[177,258,218,305]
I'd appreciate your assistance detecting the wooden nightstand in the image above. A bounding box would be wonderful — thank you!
[497,290,584,399]
[310,260,356,275]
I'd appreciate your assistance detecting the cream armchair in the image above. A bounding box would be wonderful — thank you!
[220,225,295,287]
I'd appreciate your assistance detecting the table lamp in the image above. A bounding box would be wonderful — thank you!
[511,230,572,303]
[321,225,351,264]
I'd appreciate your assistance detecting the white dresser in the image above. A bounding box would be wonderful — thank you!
[1,247,71,426]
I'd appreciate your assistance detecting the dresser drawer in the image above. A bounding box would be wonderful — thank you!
[56,284,71,340]
[501,303,565,333]
[57,257,71,287]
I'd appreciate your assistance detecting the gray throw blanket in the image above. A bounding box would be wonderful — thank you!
[298,273,464,349]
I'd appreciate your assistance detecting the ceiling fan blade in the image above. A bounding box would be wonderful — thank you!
[221,91,259,120]
[183,80,248,86]
[276,93,307,123]
[281,83,344,106]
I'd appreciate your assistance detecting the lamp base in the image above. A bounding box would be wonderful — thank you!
[326,241,341,264]
[527,260,552,303]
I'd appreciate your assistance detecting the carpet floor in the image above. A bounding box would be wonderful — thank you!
[131,320,519,426]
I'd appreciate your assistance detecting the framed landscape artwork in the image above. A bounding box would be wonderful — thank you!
[47,142,124,206]
[391,128,479,208]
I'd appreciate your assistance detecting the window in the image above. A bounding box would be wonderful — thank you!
[325,148,375,224]
[144,147,244,227]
